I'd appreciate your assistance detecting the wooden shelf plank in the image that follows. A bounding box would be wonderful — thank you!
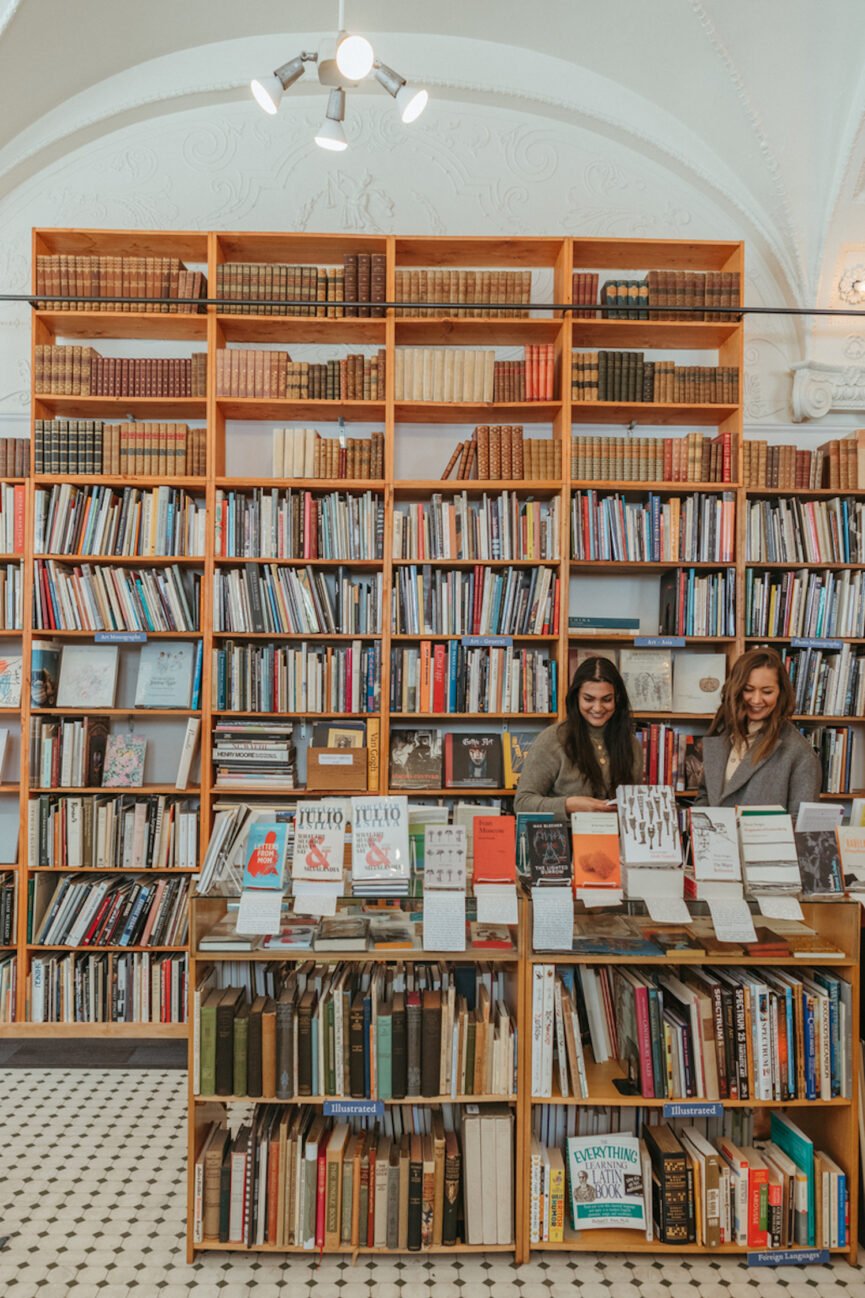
[35,310,207,341]
[570,401,737,427]
[34,395,207,418]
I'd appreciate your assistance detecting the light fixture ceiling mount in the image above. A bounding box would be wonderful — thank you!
[251,0,428,149]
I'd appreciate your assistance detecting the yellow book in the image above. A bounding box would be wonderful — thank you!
[547,1146,566,1243]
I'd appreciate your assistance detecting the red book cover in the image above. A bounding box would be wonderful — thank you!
[432,643,446,713]
[648,725,659,784]
[633,981,655,1097]
[443,732,453,786]
[473,816,516,883]
[267,1126,280,1242]
[472,564,484,633]
[315,1128,331,1248]
[746,1158,769,1248]
[13,485,25,552]
[82,892,115,946]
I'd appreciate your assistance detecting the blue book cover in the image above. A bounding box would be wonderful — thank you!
[242,821,289,890]
[770,1111,815,1246]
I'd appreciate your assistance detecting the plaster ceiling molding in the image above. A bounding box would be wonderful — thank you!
[838,263,865,304]
[743,335,793,423]
[0,30,802,296]
[790,359,865,421]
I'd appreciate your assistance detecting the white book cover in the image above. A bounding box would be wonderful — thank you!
[616,785,681,866]
[672,652,726,713]
[56,645,118,709]
[292,801,346,884]
[835,827,865,887]
[688,807,741,882]
[134,641,195,708]
[350,795,410,886]
[566,1134,647,1232]
[618,649,672,712]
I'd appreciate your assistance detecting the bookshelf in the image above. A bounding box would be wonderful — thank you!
[11,227,863,1270]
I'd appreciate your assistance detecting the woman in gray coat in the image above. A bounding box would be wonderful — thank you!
[695,648,821,819]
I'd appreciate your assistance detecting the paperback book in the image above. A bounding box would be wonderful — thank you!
[565,1134,646,1232]
[618,649,672,712]
[794,829,844,895]
[56,644,118,709]
[616,786,681,866]
[444,733,504,788]
[292,801,346,885]
[30,640,62,707]
[101,734,146,788]
[351,795,410,895]
[570,812,621,891]
[685,806,742,897]
[242,822,290,891]
[134,641,195,708]
[526,822,572,887]
[388,729,443,789]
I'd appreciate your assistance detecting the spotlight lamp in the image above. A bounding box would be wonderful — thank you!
[250,0,428,148]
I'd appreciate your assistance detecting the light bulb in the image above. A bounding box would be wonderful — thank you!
[336,32,374,80]
[251,74,283,115]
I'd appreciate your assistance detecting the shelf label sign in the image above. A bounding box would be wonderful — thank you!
[790,638,843,650]
[662,1101,723,1119]
[94,631,147,643]
[461,635,513,648]
[323,1100,384,1118]
[634,636,686,648]
[747,1250,830,1267]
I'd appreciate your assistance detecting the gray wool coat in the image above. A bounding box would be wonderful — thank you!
[695,722,821,820]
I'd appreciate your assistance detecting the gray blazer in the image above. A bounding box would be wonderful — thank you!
[696,722,821,820]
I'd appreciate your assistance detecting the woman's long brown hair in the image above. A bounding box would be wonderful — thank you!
[706,648,795,763]
[560,656,638,796]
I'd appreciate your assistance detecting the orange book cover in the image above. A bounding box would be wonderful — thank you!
[473,816,516,883]
[570,811,621,891]
[419,640,431,714]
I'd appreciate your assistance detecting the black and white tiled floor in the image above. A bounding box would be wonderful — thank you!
[1,1068,863,1297]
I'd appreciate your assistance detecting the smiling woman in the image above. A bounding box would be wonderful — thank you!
[514,655,644,823]
[694,647,821,819]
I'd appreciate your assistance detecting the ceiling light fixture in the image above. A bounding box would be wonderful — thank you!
[250,0,428,150]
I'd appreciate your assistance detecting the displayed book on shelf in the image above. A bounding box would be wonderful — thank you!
[0,435,30,477]
[33,419,205,477]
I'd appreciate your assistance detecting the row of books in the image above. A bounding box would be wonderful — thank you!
[745,496,865,565]
[212,721,297,790]
[33,419,206,478]
[441,425,527,481]
[213,489,384,560]
[28,950,188,1024]
[570,431,735,484]
[571,353,739,404]
[27,794,199,870]
[571,490,736,563]
[271,428,384,481]
[193,1104,512,1249]
[0,436,30,478]
[533,960,851,1103]
[0,482,26,552]
[394,268,531,316]
[744,434,865,490]
[212,640,381,715]
[0,954,13,1023]
[658,567,737,638]
[215,350,387,401]
[591,647,725,716]
[0,564,22,630]
[215,255,386,317]
[34,346,207,397]
[35,254,206,312]
[33,559,201,633]
[389,644,555,716]
[34,484,206,558]
[197,962,516,1101]
[212,566,381,635]
[29,872,190,948]
[0,875,13,945]
[393,347,554,404]
[392,492,560,562]
[571,269,741,321]
[744,568,865,640]
[391,563,559,637]
[809,726,861,795]
[780,644,865,719]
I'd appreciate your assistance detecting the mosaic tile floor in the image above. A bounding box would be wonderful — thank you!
[1,1068,863,1297]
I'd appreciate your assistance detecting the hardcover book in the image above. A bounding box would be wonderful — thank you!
[503,730,538,789]
[101,734,147,788]
[570,812,621,891]
[472,817,517,884]
[565,1134,646,1232]
[389,730,443,789]
[56,645,118,709]
[672,652,725,714]
[242,821,289,891]
[292,801,346,885]
[313,915,369,950]
[526,822,572,886]
[444,733,503,788]
[618,649,672,712]
[134,641,195,708]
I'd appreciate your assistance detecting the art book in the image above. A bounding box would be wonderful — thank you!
[686,807,741,882]
[565,1133,646,1231]
[570,812,621,891]
[101,734,147,788]
[503,730,539,789]
[292,801,346,885]
[616,785,681,866]
[672,652,726,714]
[444,732,503,788]
[423,825,467,890]
[618,648,672,713]
[0,655,22,707]
[134,641,195,708]
[351,795,411,894]
[30,640,62,707]
[56,644,118,709]
[388,729,443,789]
[794,829,843,895]
[242,821,289,890]
[526,822,572,887]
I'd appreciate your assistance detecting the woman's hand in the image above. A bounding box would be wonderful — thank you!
[565,796,614,814]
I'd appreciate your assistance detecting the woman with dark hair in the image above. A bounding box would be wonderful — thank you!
[695,647,820,818]
[514,656,643,822]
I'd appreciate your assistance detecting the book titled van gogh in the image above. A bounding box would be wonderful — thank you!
[242,822,289,890]
[565,1134,646,1231]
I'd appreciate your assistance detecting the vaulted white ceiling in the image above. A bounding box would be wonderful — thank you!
[2,0,865,423]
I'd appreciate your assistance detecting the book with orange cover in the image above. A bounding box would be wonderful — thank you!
[570,811,621,891]
[473,816,516,884]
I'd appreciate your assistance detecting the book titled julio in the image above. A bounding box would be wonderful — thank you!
[351,795,410,894]
[292,802,346,885]
[565,1134,646,1231]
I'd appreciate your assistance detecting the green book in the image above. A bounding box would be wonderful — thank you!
[232,1000,250,1097]
[377,1001,393,1101]
[199,988,221,1096]
[325,993,336,1097]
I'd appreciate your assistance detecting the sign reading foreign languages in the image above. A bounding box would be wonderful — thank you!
[323,1100,384,1118]
[747,1250,830,1267]
[662,1101,723,1120]
[633,636,686,648]
[95,631,147,643]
